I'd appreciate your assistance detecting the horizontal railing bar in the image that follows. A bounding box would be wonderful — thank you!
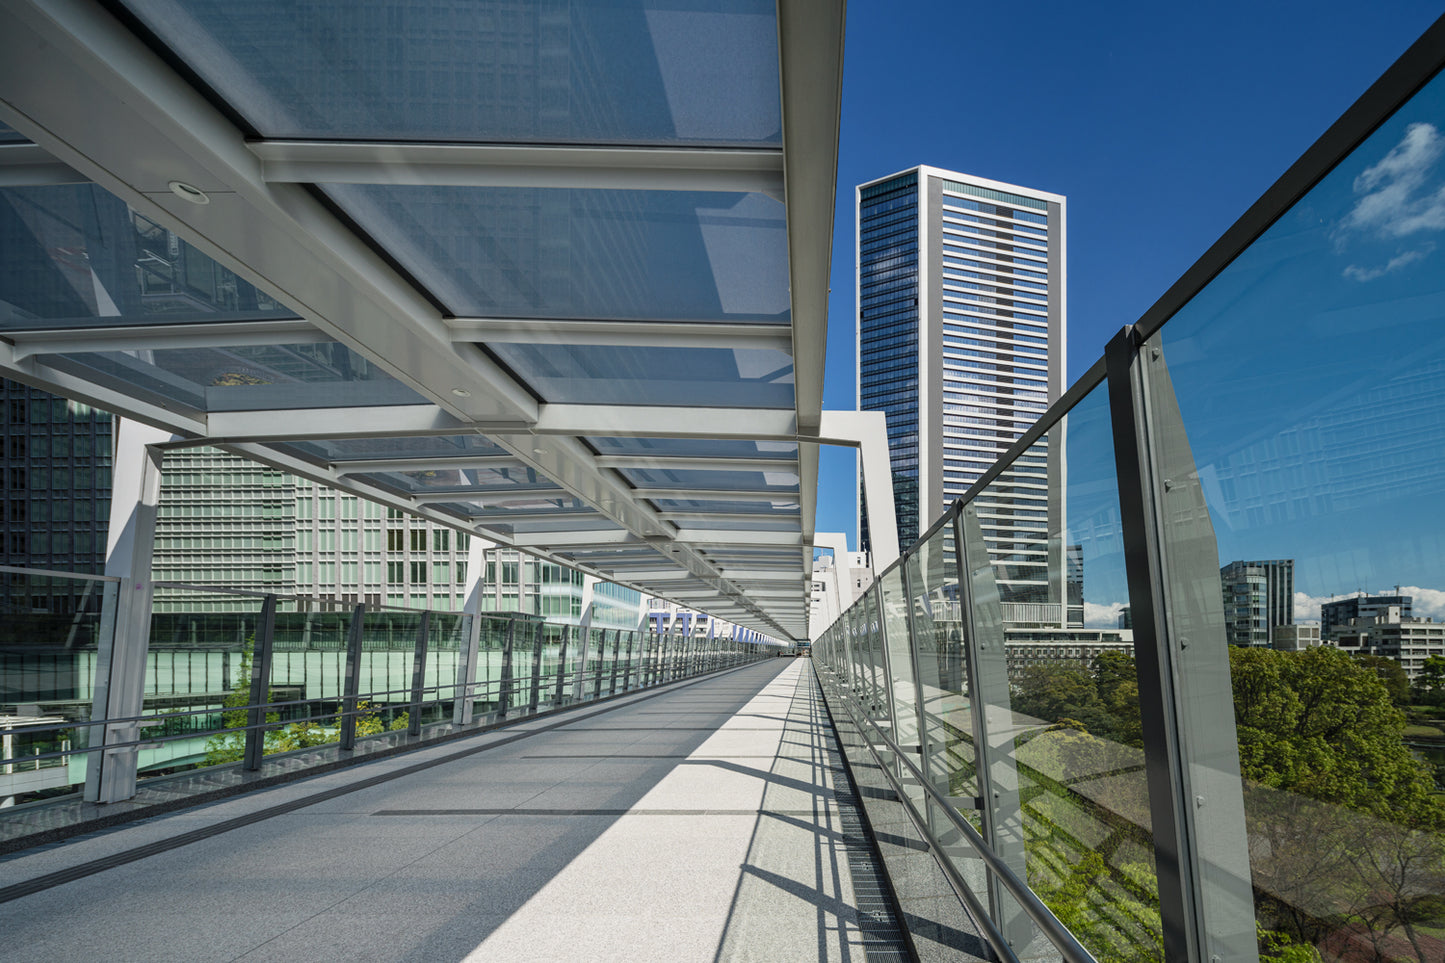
[840,675,1099,963]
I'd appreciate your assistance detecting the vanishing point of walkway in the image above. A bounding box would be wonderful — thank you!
[0,660,908,963]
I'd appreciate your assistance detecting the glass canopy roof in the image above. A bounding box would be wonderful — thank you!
[0,0,845,641]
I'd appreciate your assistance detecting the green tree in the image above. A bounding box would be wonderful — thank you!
[1415,655,1445,706]
[1230,646,1442,829]
[1355,654,1410,705]
[204,640,276,767]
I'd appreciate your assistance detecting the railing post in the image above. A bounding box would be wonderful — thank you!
[555,628,570,705]
[88,419,171,804]
[243,595,278,771]
[339,603,366,750]
[499,618,515,714]
[407,610,430,736]
[592,629,607,700]
[621,634,634,690]
[608,631,621,694]
[1105,325,1258,963]
[528,623,543,711]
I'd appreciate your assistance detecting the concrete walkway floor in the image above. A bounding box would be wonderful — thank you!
[0,660,908,963]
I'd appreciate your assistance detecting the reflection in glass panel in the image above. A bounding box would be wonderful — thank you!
[121,0,782,147]
[45,342,425,412]
[327,186,788,323]
[970,385,1161,961]
[0,572,113,803]
[0,185,294,330]
[1154,67,1445,961]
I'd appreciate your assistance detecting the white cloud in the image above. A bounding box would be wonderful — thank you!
[1084,601,1125,629]
[1342,244,1432,282]
[1401,585,1445,621]
[1343,122,1445,238]
[1292,586,1445,623]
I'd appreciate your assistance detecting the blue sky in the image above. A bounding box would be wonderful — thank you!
[812,0,1445,550]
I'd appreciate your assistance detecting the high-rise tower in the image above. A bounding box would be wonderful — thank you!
[857,166,1066,556]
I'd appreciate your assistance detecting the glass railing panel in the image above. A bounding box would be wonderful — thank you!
[1144,65,1445,961]
[878,565,920,762]
[907,519,980,830]
[358,605,425,732]
[268,597,354,754]
[966,381,1161,961]
[0,568,116,805]
[475,614,509,714]
[423,609,467,726]
[145,585,268,775]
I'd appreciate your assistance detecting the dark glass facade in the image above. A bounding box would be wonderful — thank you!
[858,173,919,553]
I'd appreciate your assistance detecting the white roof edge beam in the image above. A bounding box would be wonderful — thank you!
[448,318,793,351]
[778,0,845,435]
[534,404,796,440]
[250,141,785,196]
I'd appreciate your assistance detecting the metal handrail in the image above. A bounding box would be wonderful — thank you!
[825,666,1099,963]
[0,563,120,583]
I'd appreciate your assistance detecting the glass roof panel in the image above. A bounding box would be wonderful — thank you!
[121,0,781,147]
[281,435,511,464]
[588,436,798,459]
[0,185,297,331]
[325,186,788,323]
[43,342,424,412]
[0,121,28,143]
[491,344,793,407]
[621,467,798,490]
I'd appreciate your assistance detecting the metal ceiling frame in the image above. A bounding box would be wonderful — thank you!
[0,0,849,640]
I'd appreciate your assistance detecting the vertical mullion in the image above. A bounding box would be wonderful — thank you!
[1105,325,1258,963]
[243,594,278,771]
[407,610,430,737]
[339,602,365,750]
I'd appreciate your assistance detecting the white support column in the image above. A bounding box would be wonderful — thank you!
[818,411,900,572]
[86,418,174,804]
[453,533,492,725]
[811,532,853,640]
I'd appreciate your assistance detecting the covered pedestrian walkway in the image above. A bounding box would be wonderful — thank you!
[0,660,938,963]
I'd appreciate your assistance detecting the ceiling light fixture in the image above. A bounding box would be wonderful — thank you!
[168,181,209,205]
[450,388,471,397]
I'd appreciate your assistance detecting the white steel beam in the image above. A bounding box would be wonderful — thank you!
[333,454,525,475]
[509,530,641,548]
[250,141,785,196]
[630,489,800,503]
[8,319,327,361]
[533,404,796,440]
[595,455,796,473]
[449,318,793,352]
[0,142,88,184]
[411,487,566,505]
[675,530,804,547]
[778,0,845,436]
[201,405,473,442]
